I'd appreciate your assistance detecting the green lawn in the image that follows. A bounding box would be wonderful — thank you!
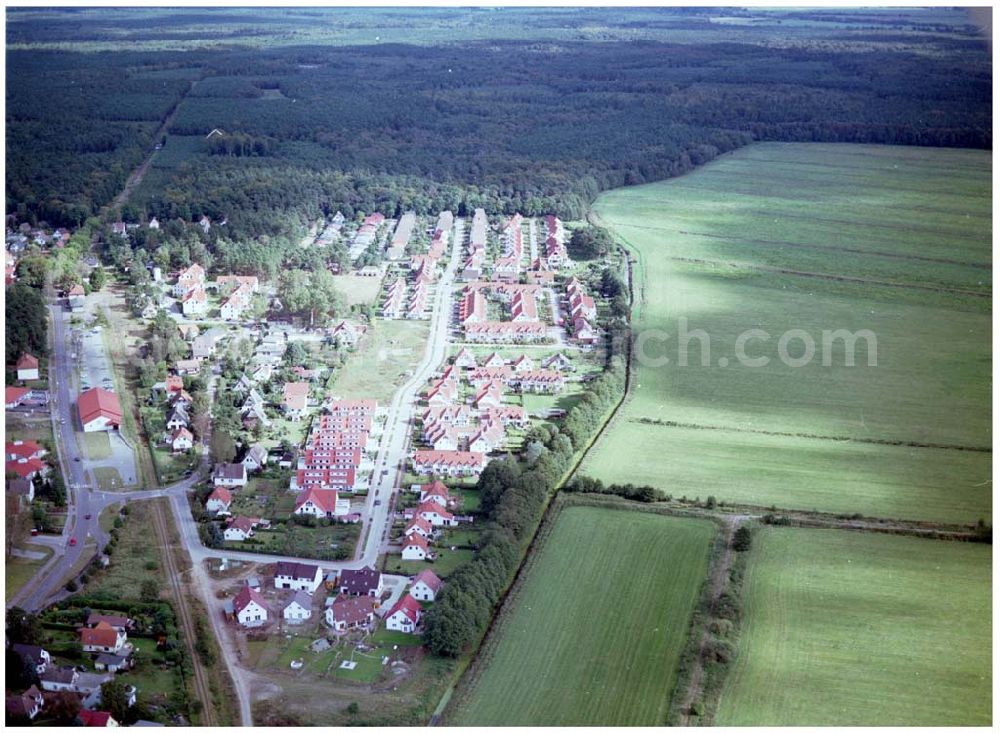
[5,547,53,602]
[384,547,474,578]
[91,466,126,490]
[224,521,360,561]
[582,143,991,523]
[449,506,716,725]
[333,319,430,404]
[82,431,112,460]
[716,527,992,726]
[86,503,165,600]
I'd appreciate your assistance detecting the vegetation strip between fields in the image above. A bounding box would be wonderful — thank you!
[654,256,991,298]
[631,418,992,453]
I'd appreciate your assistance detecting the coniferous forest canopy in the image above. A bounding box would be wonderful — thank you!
[6,7,992,261]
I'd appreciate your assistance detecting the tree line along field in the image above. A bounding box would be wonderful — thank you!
[582,143,991,524]
[715,526,992,725]
[447,505,716,726]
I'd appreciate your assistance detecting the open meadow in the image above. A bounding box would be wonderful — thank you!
[716,526,992,725]
[582,143,991,523]
[449,505,716,726]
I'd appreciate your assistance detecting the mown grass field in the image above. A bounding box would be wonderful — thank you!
[449,506,716,725]
[716,527,992,725]
[582,143,991,523]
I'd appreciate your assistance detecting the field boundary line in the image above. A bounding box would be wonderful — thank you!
[630,417,992,454]
[654,255,991,298]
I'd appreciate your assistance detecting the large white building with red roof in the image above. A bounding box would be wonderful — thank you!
[385,595,423,634]
[78,388,122,432]
[411,450,486,477]
[293,486,350,518]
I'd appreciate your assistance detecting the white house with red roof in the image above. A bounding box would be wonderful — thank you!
[282,382,310,421]
[5,386,31,410]
[385,595,422,634]
[453,347,478,369]
[181,286,208,316]
[168,427,194,452]
[205,486,232,515]
[16,353,39,382]
[223,516,257,542]
[419,480,451,507]
[401,533,430,561]
[410,570,443,602]
[232,586,269,627]
[413,500,458,527]
[404,515,434,540]
[174,263,205,297]
[293,486,350,518]
[473,381,504,410]
[78,388,122,432]
[411,450,486,477]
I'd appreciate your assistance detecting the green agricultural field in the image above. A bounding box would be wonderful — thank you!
[583,143,991,523]
[449,506,716,726]
[716,527,992,725]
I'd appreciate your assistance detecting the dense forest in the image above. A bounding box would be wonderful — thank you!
[6,10,992,270]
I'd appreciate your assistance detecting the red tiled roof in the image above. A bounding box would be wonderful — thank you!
[79,710,115,727]
[16,353,38,370]
[295,486,340,514]
[6,440,43,461]
[79,621,118,648]
[207,486,232,505]
[6,386,30,406]
[413,569,443,593]
[232,584,268,615]
[388,594,422,624]
[78,388,122,428]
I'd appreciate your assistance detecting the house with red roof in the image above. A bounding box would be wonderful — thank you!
[412,500,458,527]
[205,486,232,514]
[410,569,443,602]
[232,585,269,627]
[385,595,423,634]
[474,381,505,410]
[223,516,257,542]
[5,386,31,409]
[282,382,310,420]
[78,710,118,727]
[325,594,376,632]
[78,388,122,432]
[79,621,127,653]
[419,480,451,508]
[411,450,487,478]
[16,353,39,381]
[453,347,478,369]
[481,352,505,368]
[401,533,430,561]
[67,283,86,311]
[181,286,208,316]
[293,486,349,518]
[404,515,434,540]
[168,427,194,452]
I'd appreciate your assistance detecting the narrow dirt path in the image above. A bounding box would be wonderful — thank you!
[677,515,747,725]
[150,499,218,725]
[109,80,196,214]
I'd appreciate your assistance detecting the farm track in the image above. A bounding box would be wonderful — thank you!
[660,255,990,298]
[630,418,992,453]
[150,499,217,726]
[618,221,990,269]
[677,516,744,726]
[110,79,197,213]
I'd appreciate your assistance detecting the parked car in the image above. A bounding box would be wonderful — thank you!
[69,537,77,546]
